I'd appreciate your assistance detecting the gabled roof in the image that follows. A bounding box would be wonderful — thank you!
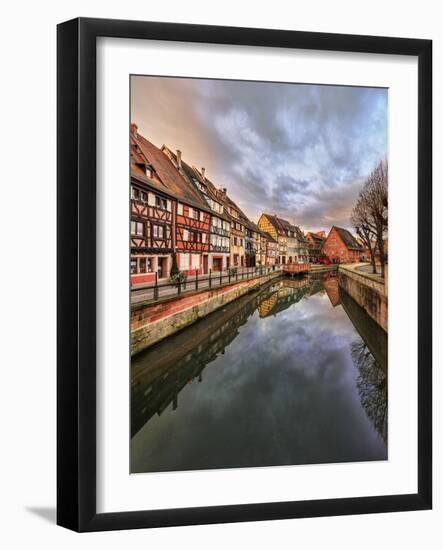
[130,129,210,211]
[307,231,326,245]
[260,231,278,244]
[262,213,306,241]
[331,226,363,251]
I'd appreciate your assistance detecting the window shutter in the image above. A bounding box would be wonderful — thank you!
[177,203,183,215]
[166,200,172,212]
[183,229,189,241]
[148,192,156,206]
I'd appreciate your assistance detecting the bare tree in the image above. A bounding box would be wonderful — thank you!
[351,196,377,274]
[351,160,388,277]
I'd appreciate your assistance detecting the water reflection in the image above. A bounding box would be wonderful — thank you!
[131,273,388,473]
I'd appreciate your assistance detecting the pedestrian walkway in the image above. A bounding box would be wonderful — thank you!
[131,266,282,305]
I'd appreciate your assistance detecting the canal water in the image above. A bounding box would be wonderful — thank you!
[131,273,387,473]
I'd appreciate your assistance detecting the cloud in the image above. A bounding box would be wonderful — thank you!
[131,76,387,231]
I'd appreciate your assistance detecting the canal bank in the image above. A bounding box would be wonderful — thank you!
[131,272,387,473]
[338,264,387,332]
[131,270,281,355]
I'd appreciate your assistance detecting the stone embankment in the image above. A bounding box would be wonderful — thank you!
[338,263,387,332]
[131,271,281,355]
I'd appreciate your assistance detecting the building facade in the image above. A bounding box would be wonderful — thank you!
[130,126,175,284]
[216,189,245,268]
[162,150,231,272]
[262,232,278,265]
[131,125,215,281]
[306,231,326,263]
[322,226,364,264]
[257,213,308,264]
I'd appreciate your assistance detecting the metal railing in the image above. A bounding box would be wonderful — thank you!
[131,265,282,305]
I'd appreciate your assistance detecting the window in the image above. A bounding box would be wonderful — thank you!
[152,225,165,239]
[191,208,199,220]
[139,258,153,273]
[202,233,206,244]
[131,187,140,200]
[183,229,189,241]
[191,254,200,268]
[189,231,201,243]
[200,211,205,222]
[177,203,183,215]
[141,191,148,202]
[130,259,138,274]
[155,196,167,210]
[131,220,144,236]
[145,166,152,178]
[180,254,190,270]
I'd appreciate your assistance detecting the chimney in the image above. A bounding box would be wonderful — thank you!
[223,188,227,195]
[130,123,138,136]
[176,150,182,171]
[201,167,206,180]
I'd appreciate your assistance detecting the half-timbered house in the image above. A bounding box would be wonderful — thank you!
[257,213,309,264]
[306,231,326,263]
[162,150,231,273]
[159,147,213,275]
[130,124,174,284]
[132,126,212,278]
[262,232,278,265]
[257,213,287,264]
[216,189,245,268]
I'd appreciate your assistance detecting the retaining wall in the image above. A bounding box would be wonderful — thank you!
[131,271,281,355]
[338,264,387,332]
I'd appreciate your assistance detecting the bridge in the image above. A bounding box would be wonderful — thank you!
[282,263,311,275]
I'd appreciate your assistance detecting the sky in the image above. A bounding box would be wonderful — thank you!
[131,76,387,232]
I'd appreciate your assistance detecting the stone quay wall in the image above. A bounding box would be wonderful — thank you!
[131,271,281,355]
[338,264,387,332]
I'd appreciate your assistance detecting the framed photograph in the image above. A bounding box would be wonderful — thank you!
[57,17,432,531]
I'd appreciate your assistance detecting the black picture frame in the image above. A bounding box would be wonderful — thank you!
[57,17,432,532]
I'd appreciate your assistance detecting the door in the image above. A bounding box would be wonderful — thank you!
[158,257,167,279]
[203,255,209,274]
[213,257,222,272]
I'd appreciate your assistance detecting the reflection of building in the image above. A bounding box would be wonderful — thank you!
[131,281,270,436]
[322,226,364,264]
[323,275,340,307]
[258,279,311,318]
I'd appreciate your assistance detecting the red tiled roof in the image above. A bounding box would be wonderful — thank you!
[130,130,210,211]
[332,226,363,251]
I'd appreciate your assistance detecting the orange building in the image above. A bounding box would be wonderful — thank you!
[322,226,364,264]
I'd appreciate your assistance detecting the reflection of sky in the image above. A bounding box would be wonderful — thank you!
[131,77,387,231]
[131,291,387,473]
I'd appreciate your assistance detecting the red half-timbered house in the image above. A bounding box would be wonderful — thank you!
[132,127,213,278]
[130,125,174,284]
[162,148,230,273]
